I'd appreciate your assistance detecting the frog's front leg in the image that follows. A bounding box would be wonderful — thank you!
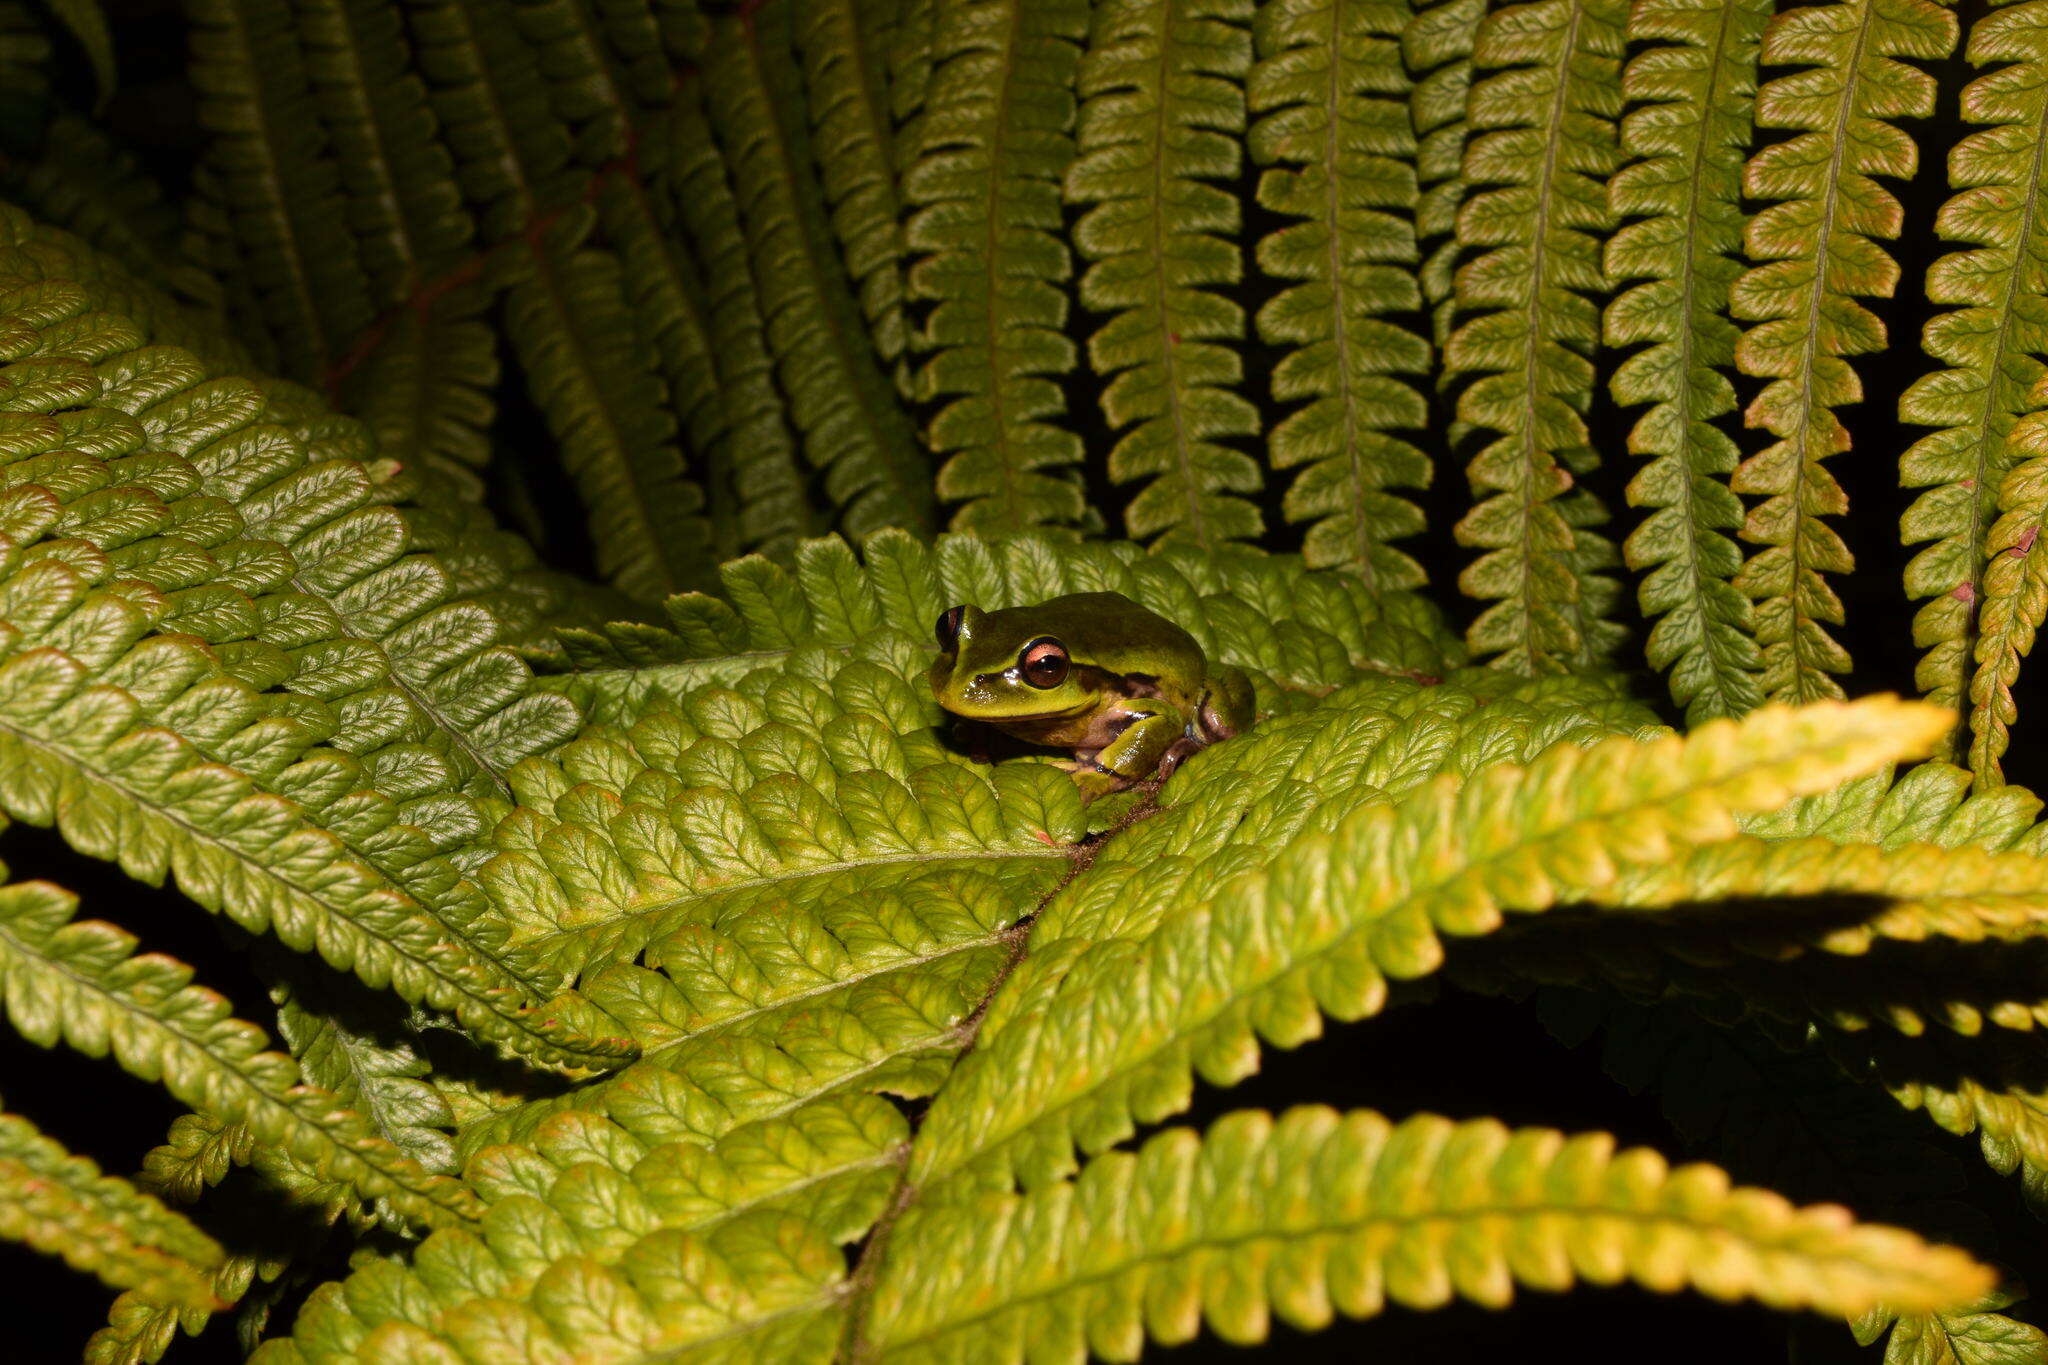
[1092,700,1186,780]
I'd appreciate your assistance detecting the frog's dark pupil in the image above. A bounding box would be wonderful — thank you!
[1020,638,1068,689]
[936,606,965,652]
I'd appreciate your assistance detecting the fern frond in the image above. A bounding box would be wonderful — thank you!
[1604,0,1769,723]
[1743,758,2045,851]
[464,634,1083,1077]
[1903,0,2048,764]
[250,1104,893,1363]
[1249,0,1431,587]
[903,0,1089,535]
[667,64,813,560]
[1538,997,2037,1365]
[909,697,1948,1193]
[1069,0,1262,547]
[865,1106,1993,1359]
[0,1095,224,1310]
[800,0,913,390]
[1972,383,2048,786]
[0,450,628,1071]
[709,0,932,538]
[404,0,711,601]
[266,953,457,1175]
[1447,0,1627,674]
[188,0,376,379]
[1730,0,1959,703]
[291,0,498,490]
[1404,0,1482,352]
[0,112,224,313]
[0,870,482,1229]
[546,532,1463,725]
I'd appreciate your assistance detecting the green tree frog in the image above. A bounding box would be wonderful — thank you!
[928,591,1255,795]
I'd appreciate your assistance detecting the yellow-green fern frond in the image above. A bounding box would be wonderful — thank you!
[1249,0,1430,588]
[1903,0,2048,764]
[1070,0,1262,548]
[909,696,1948,1193]
[1731,0,1958,703]
[1972,385,2048,785]
[1447,0,1626,674]
[1604,0,1768,723]
[0,871,482,1230]
[0,1094,224,1311]
[865,1107,1992,1359]
[904,0,1090,535]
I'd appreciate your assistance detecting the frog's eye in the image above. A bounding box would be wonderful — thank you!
[1019,638,1069,689]
[935,606,966,652]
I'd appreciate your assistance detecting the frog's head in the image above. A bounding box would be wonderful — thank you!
[929,603,1096,721]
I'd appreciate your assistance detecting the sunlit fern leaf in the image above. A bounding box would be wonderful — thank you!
[1028,672,1657,957]
[249,1109,873,1364]
[0,112,225,314]
[0,567,632,1072]
[1903,0,2048,768]
[544,531,1464,725]
[799,0,914,393]
[863,1106,1991,1360]
[0,870,482,1230]
[1972,385,2048,785]
[1730,0,1959,704]
[1069,0,1263,548]
[1742,757,2045,851]
[664,87,813,562]
[188,0,376,381]
[1404,0,1482,355]
[908,697,1949,1194]
[709,1,933,540]
[1248,0,1431,589]
[1447,0,1627,675]
[1604,0,1768,724]
[0,1092,224,1310]
[0,207,581,798]
[903,0,1089,535]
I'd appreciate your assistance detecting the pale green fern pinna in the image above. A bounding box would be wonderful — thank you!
[6,0,2048,1360]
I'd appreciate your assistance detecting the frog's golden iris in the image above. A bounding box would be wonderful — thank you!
[929,590,1255,797]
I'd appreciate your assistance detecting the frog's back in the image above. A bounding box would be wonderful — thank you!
[1036,592,1205,691]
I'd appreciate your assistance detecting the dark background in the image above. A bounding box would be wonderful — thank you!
[0,0,2037,1360]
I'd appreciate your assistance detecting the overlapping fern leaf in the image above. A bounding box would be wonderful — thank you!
[1070,0,1262,547]
[1248,0,1431,587]
[1604,0,1769,723]
[1732,0,1957,704]
[1445,0,1626,674]
[904,0,1090,535]
[1904,0,2048,769]
[0,1085,224,1311]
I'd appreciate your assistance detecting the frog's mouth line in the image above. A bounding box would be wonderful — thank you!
[980,699,1096,722]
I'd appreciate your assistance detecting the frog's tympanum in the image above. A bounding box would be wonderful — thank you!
[929,591,1255,795]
